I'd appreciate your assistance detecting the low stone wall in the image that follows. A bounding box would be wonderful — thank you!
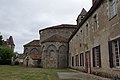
[91,71,120,79]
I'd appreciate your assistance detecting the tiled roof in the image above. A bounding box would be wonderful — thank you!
[39,24,77,32]
[24,40,40,47]
[42,34,68,43]
[28,53,41,60]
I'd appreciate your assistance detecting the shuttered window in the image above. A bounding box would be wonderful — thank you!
[92,45,101,67]
[109,38,120,68]
[108,41,114,68]
[113,40,120,68]
[76,55,79,66]
[80,53,84,66]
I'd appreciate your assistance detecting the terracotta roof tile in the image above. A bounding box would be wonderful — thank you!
[24,40,40,47]
[42,34,68,43]
[28,53,41,60]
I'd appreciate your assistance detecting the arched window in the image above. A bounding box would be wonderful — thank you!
[47,44,57,57]
[30,48,39,54]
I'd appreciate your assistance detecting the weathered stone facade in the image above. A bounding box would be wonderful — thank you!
[69,0,120,79]
[39,24,77,68]
[23,40,42,67]
[23,53,41,67]
[24,40,41,55]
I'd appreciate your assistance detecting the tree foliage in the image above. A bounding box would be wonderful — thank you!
[0,46,14,64]
[0,35,3,45]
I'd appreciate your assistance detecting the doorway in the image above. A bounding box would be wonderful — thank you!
[85,51,91,73]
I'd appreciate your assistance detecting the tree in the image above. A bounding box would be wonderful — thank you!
[0,35,3,45]
[0,46,14,65]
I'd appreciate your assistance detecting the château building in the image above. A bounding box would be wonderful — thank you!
[69,0,120,78]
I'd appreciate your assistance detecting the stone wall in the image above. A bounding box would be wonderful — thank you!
[40,24,76,68]
[42,42,68,68]
[24,46,41,55]
[69,0,120,78]
[39,25,77,43]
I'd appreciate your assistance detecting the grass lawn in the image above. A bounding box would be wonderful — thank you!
[0,65,78,80]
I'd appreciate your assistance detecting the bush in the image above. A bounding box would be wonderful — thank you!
[0,46,14,65]
[14,61,19,65]
[0,60,11,65]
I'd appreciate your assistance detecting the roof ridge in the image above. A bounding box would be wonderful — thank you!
[24,40,40,47]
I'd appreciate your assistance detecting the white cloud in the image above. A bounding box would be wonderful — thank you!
[0,0,92,53]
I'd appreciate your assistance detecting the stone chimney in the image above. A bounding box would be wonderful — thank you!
[92,0,96,4]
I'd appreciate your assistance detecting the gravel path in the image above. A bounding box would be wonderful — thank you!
[58,71,112,80]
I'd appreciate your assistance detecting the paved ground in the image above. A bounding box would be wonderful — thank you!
[58,70,113,80]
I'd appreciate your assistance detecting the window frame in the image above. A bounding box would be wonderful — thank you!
[93,14,99,32]
[72,56,74,67]
[85,23,89,37]
[92,45,101,68]
[112,39,120,68]
[76,55,79,66]
[109,0,117,19]
[80,53,84,66]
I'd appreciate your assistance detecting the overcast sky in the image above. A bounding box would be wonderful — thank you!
[0,0,92,53]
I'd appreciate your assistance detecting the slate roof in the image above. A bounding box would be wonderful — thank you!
[42,34,68,43]
[24,40,40,47]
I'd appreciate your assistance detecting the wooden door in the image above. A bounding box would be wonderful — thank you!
[85,51,91,73]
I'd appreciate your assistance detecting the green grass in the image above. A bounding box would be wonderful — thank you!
[0,65,76,80]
